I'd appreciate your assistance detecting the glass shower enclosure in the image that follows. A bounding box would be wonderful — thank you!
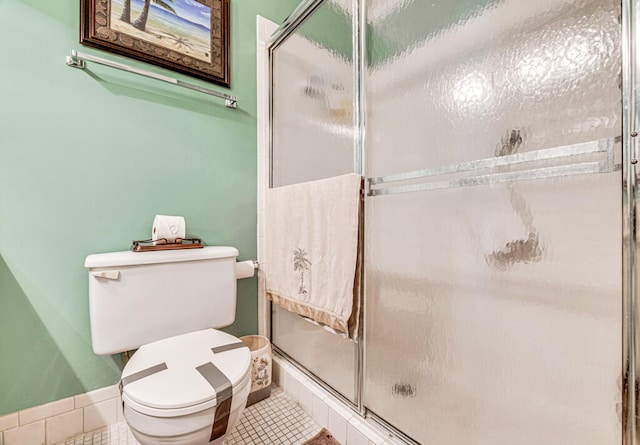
[269,0,360,404]
[268,0,636,443]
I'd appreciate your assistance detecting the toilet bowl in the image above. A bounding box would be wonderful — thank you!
[85,246,254,445]
[120,329,251,445]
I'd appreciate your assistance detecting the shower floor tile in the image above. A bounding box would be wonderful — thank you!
[55,386,322,445]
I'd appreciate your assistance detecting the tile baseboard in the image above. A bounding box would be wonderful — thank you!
[0,384,122,445]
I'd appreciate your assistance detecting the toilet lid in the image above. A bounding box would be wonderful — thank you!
[121,328,251,411]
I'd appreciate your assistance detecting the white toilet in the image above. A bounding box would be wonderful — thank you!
[84,246,253,445]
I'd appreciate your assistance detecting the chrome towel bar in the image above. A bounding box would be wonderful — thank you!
[65,49,238,109]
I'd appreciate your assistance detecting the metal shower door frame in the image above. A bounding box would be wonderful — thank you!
[267,0,640,443]
[266,0,368,414]
[623,0,640,443]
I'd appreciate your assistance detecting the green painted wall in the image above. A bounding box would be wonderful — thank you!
[0,0,300,416]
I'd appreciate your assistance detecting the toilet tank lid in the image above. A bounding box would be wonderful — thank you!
[84,246,239,269]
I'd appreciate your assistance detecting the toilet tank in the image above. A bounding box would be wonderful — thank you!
[84,246,239,355]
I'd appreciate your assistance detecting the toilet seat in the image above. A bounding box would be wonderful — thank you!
[121,328,252,418]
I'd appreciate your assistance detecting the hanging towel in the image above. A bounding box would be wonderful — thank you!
[264,173,362,340]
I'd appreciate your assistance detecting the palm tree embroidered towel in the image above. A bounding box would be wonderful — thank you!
[264,173,362,340]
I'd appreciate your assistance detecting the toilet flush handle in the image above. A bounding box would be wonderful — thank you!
[91,270,120,280]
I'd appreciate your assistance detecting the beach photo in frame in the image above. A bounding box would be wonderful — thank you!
[80,0,229,87]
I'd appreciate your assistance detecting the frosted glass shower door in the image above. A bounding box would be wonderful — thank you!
[269,0,358,402]
[364,0,622,444]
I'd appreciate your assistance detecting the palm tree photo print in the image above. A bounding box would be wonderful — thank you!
[110,0,212,62]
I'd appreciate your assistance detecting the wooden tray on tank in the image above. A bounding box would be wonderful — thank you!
[131,238,203,252]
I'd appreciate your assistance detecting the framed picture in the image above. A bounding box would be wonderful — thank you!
[80,0,229,87]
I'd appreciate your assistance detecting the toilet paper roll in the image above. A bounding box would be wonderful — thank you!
[236,260,257,279]
[152,215,186,244]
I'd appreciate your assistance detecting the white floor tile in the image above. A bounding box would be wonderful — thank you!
[55,387,326,445]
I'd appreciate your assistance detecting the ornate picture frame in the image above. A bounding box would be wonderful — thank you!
[80,0,229,87]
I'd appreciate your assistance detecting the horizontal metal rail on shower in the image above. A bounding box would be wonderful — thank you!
[65,50,238,109]
[367,137,620,197]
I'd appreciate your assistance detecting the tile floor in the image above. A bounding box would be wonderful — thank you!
[225,387,322,444]
[55,386,323,445]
